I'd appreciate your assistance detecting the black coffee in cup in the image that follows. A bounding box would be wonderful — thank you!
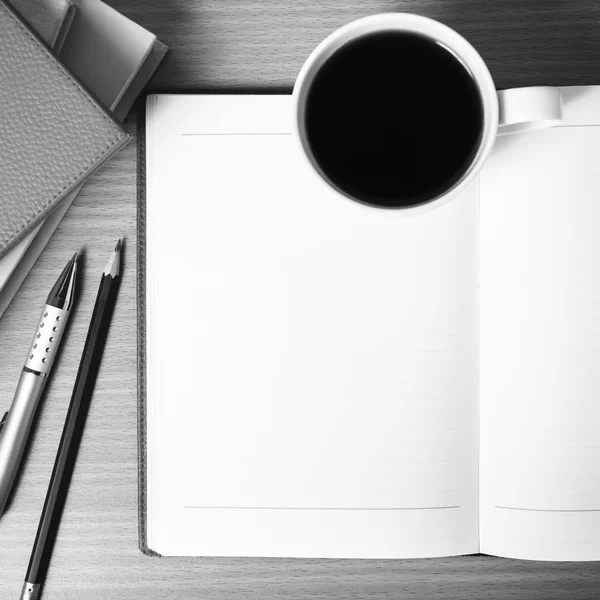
[304,31,484,208]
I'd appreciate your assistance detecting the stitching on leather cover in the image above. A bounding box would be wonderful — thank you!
[0,1,128,247]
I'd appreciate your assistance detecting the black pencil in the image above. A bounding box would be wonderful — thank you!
[20,240,123,600]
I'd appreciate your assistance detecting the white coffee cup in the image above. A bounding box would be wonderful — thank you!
[293,14,562,212]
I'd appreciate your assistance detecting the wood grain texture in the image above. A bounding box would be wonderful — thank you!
[1,0,600,598]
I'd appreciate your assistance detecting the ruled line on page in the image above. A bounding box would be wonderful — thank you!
[181,132,293,136]
[184,506,461,510]
[495,506,600,513]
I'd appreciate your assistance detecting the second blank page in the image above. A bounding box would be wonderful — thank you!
[480,87,600,560]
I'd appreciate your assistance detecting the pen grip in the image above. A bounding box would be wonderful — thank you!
[0,371,47,515]
[24,304,70,375]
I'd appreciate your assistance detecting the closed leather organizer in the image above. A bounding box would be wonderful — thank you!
[0,0,130,259]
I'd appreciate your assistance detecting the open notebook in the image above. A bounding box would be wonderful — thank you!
[140,87,600,560]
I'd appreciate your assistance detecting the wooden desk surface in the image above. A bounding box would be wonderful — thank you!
[1,1,600,597]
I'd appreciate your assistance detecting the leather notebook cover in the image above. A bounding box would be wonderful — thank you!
[0,0,130,260]
[0,0,168,319]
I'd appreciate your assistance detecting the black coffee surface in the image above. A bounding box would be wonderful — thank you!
[304,32,484,208]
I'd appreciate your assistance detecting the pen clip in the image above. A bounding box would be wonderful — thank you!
[0,411,7,437]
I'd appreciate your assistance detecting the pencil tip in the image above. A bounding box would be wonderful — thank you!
[72,252,78,262]
[104,241,122,277]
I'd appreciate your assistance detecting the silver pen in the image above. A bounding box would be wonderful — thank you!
[0,253,78,518]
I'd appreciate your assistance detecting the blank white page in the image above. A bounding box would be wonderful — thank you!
[145,95,478,558]
[480,86,600,560]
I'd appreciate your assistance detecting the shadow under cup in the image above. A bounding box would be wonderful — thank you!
[301,30,485,209]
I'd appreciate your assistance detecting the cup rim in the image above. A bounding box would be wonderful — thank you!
[292,13,499,213]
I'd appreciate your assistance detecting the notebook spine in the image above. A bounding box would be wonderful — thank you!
[136,97,161,558]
